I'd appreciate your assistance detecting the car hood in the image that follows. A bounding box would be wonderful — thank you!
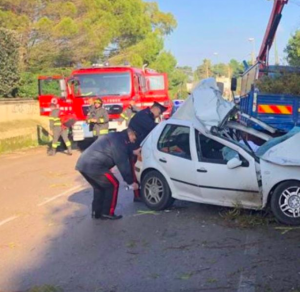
[172,78,235,130]
[256,127,300,166]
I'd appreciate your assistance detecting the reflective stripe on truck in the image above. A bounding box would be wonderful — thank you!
[258,104,293,115]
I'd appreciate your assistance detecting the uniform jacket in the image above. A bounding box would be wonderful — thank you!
[87,107,109,130]
[76,130,134,185]
[49,108,62,131]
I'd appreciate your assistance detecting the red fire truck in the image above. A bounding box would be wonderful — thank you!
[38,65,173,141]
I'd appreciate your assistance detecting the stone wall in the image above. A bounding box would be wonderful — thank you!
[0,99,42,123]
[0,99,50,153]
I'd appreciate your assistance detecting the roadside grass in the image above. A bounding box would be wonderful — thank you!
[219,205,277,228]
[0,119,51,154]
[28,285,63,292]
[0,119,38,132]
[0,134,38,153]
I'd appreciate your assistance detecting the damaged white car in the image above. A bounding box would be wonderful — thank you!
[135,78,300,225]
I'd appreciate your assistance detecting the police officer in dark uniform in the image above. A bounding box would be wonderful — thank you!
[128,102,168,201]
[129,102,168,145]
[75,127,140,220]
[119,100,140,127]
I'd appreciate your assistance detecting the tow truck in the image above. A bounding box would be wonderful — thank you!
[38,65,173,141]
[232,0,300,133]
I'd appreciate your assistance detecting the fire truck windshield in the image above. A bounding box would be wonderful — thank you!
[74,72,131,97]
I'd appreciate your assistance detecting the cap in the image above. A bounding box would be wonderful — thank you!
[152,101,168,113]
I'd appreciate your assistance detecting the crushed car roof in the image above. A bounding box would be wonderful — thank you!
[172,78,235,130]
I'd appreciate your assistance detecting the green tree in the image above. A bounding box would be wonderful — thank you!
[285,30,300,66]
[0,0,177,71]
[212,63,228,77]
[150,51,177,75]
[228,59,244,77]
[170,69,189,99]
[177,66,193,82]
[194,59,212,81]
[0,28,20,97]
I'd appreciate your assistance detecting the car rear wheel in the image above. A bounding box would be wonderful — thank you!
[141,170,174,211]
[271,181,300,225]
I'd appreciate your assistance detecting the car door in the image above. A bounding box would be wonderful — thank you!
[154,124,197,198]
[194,130,262,209]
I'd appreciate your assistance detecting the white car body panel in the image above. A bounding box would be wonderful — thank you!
[259,132,300,166]
[137,120,263,210]
[260,160,300,207]
[136,78,300,212]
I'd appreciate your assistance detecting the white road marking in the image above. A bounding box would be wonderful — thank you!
[237,275,256,292]
[237,233,259,292]
[37,185,84,207]
[0,216,19,227]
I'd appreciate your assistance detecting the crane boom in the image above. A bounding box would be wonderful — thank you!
[257,0,288,65]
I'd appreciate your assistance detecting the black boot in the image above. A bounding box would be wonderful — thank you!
[100,214,123,220]
[134,197,143,203]
[91,211,102,219]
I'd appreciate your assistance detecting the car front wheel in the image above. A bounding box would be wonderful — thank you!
[271,181,300,225]
[141,170,174,211]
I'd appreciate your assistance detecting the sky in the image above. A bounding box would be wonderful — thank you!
[150,0,300,68]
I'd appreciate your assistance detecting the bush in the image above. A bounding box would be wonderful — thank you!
[255,73,300,96]
[0,29,20,97]
[18,68,73,98]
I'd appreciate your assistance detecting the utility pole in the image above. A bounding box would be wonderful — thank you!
[248,38,256,65]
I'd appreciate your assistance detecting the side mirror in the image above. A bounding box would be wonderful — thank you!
[231,78,237,91]
[59,79,67,98]
[227,157,242,169]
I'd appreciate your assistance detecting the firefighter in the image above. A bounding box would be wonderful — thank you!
[48,103,72,156]
[75,127,140,220]
[118,100,140,127]
[128,101,168,202]
[86,99,109,137]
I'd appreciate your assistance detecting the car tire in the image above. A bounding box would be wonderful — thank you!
[141,170,174,211]
[270,180,300,225]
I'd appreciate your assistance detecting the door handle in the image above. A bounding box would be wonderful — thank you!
[159,158,167,163]
[197,168,207,173]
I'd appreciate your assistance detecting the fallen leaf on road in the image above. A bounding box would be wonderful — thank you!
[275,226,300,235]
[134,210,159,216]
[178,273,193,280]
[46,171,67,177]
[49,183,72,188]
[8,242,17,249]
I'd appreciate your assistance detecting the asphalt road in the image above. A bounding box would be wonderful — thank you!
[0,147,300,292]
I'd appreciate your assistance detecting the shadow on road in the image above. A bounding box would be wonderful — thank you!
[6,191,300,292]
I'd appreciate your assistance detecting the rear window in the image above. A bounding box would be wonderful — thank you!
[157,124,191,160]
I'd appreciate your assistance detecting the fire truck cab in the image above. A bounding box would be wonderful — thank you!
[38,65,173,141]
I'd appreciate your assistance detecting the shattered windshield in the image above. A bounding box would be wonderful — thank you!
[216,127,267,158]
[74,72,131,97]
